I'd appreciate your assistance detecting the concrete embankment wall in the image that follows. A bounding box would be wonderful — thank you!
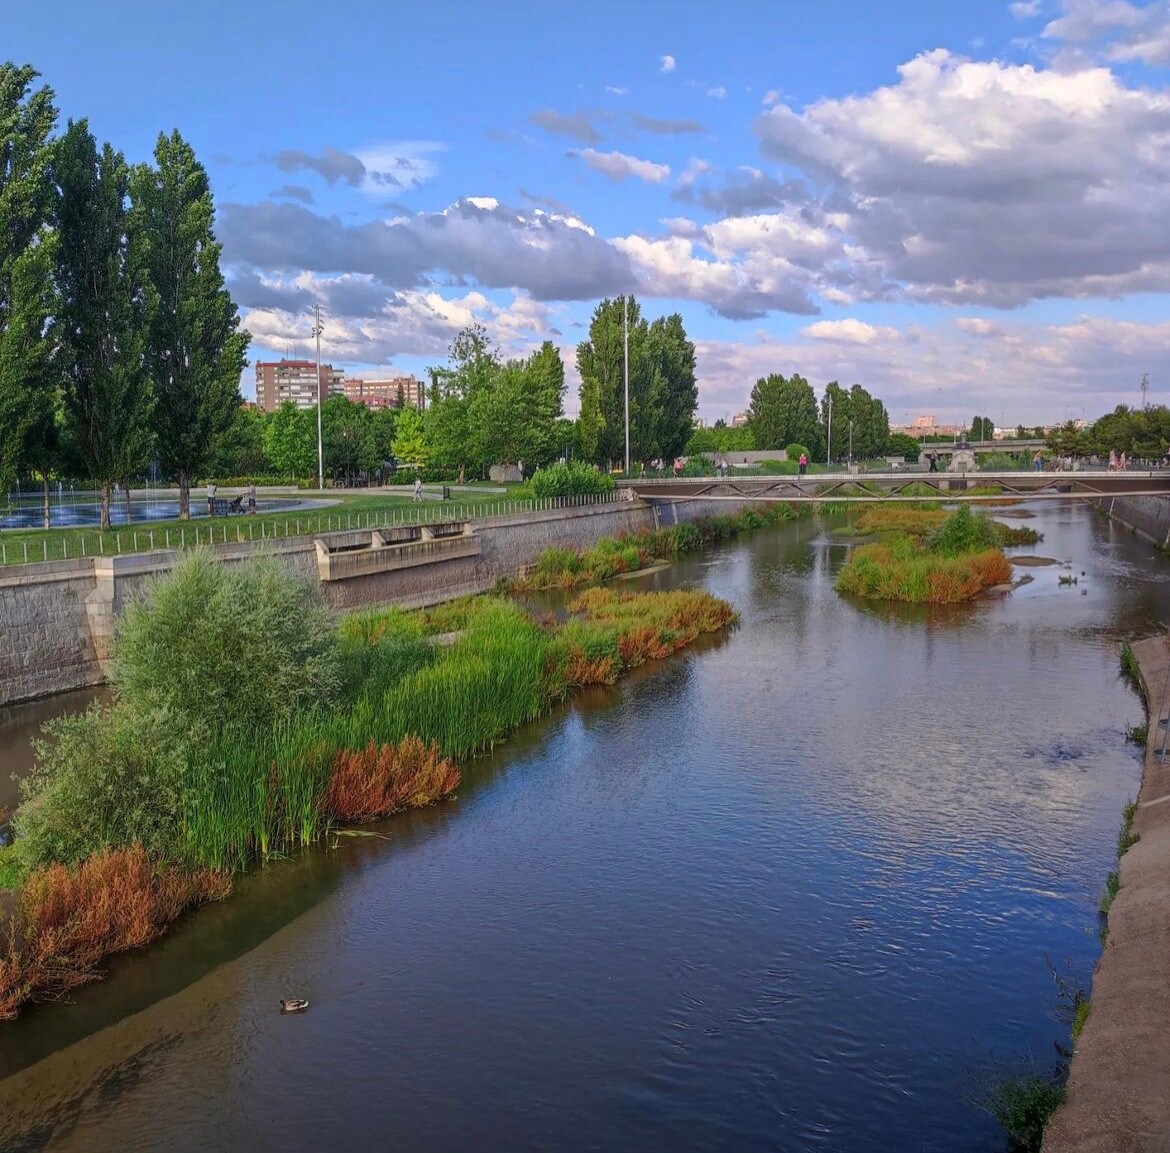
[1097,494,1170,547]
[4,498,776,706]
[1042,635,1170,1152]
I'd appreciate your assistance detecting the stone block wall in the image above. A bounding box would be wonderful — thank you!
[1099,495,1170,547]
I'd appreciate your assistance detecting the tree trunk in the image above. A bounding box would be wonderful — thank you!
[100,480,111,531]
[41,474,50,530]
[178,468,190,521]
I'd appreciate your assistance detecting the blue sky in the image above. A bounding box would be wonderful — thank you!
[10,0,1170,425]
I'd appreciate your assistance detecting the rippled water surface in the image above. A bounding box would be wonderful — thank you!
[0,503,1160,1152]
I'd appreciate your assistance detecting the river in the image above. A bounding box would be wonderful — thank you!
[0,502,1158,1152]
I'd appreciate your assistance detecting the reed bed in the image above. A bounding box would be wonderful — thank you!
[852,507,947,537]
[0,846,230,1020]
[511,504,813,590]
[836,506,1015,604]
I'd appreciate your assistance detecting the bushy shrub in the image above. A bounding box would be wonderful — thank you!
[680,455,714,477]
[112,550,340,733]
[323,737,460,822]
[785,443,811,462]
[15,704,189,869]
[925,505,1000,557]
[530,461,615,498]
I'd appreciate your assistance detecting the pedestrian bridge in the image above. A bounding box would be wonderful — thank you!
[622,470,1170,504]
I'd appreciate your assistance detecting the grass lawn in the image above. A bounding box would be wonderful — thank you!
[0,487,615,568]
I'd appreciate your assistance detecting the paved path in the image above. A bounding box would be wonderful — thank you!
[1042,635,1170,1152]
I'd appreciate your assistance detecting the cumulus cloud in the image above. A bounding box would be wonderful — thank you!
[219,196,633,303]
[692,314,1170,423]
[605,86,630,96]
[762,89,781,106]
[1043,0,1170,64]
[707,86,727,99]
[755,48,1170,306]
[528,108,601,144]
[660,54,677,72]
[571,148,671,183]
[244,286,559,368]
[802,318,897,343]
[274,146,366,187]
[1010,0,1042,16]
[672,165,810,215]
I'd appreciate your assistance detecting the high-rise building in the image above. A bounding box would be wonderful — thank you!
[342,376,424,409]
[255,360,344,412]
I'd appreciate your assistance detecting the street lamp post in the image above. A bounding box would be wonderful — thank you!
[623,295,630,477]
[312,303,325,491]
[848,418,854,466]
[826,394,833,467]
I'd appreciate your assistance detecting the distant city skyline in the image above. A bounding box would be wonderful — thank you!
[11,0,1170,424]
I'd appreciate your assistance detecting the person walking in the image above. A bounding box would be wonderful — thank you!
[798,452,808,476]
[1119,451,1128,471]
[928,451,938,473]
[247,482,256,514]
[413,476,423,502]
[206,480,216,516]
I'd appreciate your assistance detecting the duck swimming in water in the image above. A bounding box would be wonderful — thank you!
[280,998,310,1014]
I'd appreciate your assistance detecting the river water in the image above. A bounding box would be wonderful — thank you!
[0,503,1159,1152]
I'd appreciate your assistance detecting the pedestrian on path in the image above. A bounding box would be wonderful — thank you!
[207,480,216,515]
[1033,450,1044,472]
[928,451,938,473]
[413,476,423,501]
[798,452,808,476]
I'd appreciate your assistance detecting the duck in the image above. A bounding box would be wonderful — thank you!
[280,998,310,1014]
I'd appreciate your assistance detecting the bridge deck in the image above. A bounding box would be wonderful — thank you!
[623,470,1170,503]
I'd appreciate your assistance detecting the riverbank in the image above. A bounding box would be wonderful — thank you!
[1042,633,1170,1151]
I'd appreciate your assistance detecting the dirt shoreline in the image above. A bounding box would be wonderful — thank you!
[1041,634,1170,1152]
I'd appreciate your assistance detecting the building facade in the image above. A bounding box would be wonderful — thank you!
[342,376,424,409]
[255,360,345,412]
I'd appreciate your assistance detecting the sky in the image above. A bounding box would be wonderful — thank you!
[9,0,1170,425]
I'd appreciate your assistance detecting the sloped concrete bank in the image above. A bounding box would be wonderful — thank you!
[0,496,761,707]
[1097,494,1170,548]
[1042,635,1170,1152]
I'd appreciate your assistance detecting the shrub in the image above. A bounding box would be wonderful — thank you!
[785,443,810,462]
[15,703,189,869]
[112,550,340,734]
[925,505,1000,557]
[530,461,615,498]
[0,844,22,890]
[0,845,230,1020]
[980,1069,1066,1152]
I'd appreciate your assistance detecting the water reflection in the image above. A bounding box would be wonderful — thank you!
[0,503,1153,1153]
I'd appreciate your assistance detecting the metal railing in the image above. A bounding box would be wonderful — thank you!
[0,489,625,569]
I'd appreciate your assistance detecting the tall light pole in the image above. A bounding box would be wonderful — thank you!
[848,418,854,465]
[312,303,325,491]
[623,295,630,476]
[826,393,833,467]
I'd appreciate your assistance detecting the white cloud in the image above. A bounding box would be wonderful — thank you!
[1010,0,1041,17]
[572,147,671,183]
[762,89,781,106]
[755,49,1170,305]
[605,86,631,96]
[353,141,443,193]
[802,318,897,343]
[692,314,1170,423]
[707,86,727,99]
[660,54,677,73]
[1043,0,1170,64]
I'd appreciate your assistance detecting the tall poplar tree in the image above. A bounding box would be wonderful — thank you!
[133,131,248,519]
[54,120,154,529]
[0,64,58,504]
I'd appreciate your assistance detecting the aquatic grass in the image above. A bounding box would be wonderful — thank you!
[0,845,23,891]
[852,506,946,537]
[1118,641,1146,707]
[835,539,1012,603]
[978,1064,1066,1153]
[0,846,230,1020]
[323,737,460,822]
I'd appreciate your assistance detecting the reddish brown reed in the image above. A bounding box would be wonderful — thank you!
[323,737,460,823]
[0,846,230,1020]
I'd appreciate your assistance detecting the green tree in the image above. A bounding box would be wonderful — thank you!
[132,131,249,519]
[262,401,315,478]
[393,403,429,467]
[473,341,566,470]
[848,384,890,460]
[577,296,643,467]
[369,406,399,465]
[887,432,922,462]
[426,324,499,475]
[0,64,58,507]
[969,415,995,441]
[748,373,822,456]
[54,121,155,529]
[646,313,697,460]
[322,394,377,484]
[208,403,268,477]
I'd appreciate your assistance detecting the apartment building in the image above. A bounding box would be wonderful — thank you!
[342,376,424,409]
[255,360,344,412]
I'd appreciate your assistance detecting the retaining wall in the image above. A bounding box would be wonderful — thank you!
[1098,494,1170,548]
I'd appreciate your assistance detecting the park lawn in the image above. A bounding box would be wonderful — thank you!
[0,486,569,568]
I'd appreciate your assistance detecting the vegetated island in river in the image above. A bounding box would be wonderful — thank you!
[0,550,736,1021]
[835,505,1043,604]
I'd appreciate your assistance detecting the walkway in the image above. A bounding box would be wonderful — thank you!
[1042,635,1170,1152]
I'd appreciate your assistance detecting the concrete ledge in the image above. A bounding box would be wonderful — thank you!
[316,533,481,582]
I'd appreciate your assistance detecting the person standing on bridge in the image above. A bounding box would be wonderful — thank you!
[928,451,938,473]
[1033,450,1044,472]
[798,452,808,476]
